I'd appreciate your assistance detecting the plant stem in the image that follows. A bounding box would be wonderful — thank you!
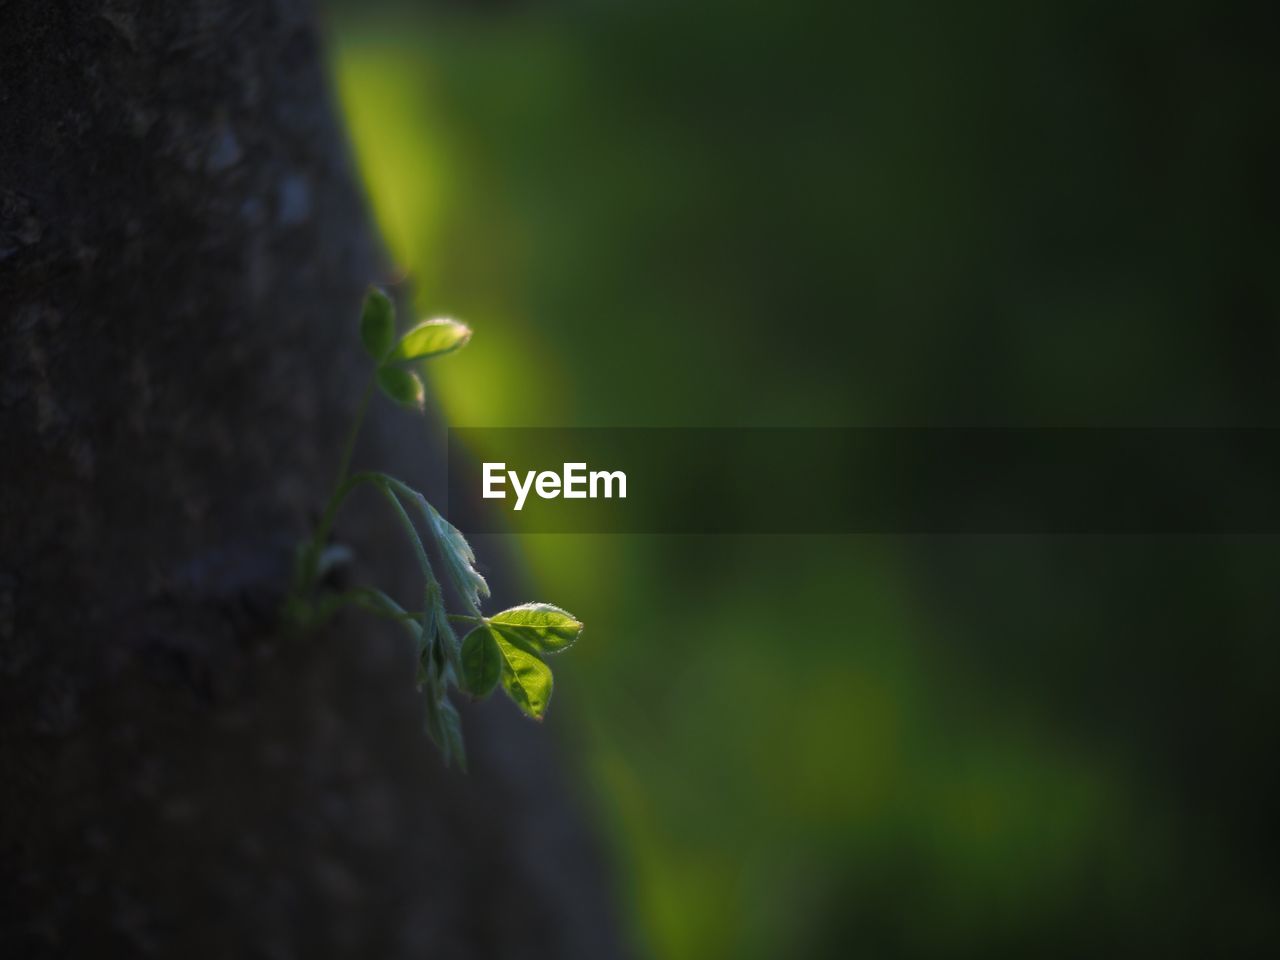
[334,374,376,493]
[382,476,486,619]
[296,471,379,598]
[291,373,375,604]
[374,482,441,590]
[373,480,454,666]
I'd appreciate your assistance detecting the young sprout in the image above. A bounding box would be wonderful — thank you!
[287,287,582,768]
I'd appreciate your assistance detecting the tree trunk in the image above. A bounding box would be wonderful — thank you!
[0,2,619,956]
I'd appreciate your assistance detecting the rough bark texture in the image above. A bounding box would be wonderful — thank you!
[0,2,620,956]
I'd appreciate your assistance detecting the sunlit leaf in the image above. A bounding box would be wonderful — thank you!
[424,502,490,612]
[376,365,424,409]
[488,603,582,655]
[494,634,553,720]
[388,318,472,363]
[359,286,396,361]
[459,626,502,698]
[381,477,491,615]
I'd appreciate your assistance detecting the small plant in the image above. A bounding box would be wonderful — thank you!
[285,287,581,769]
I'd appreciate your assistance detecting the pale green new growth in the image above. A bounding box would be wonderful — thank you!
[488,603,582,655]
[388,318,472,362]
[287,286,581,766]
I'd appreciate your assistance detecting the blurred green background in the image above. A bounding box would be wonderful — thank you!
[322,1,1279,955]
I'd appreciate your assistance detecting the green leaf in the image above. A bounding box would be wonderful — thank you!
[431,591,462,677]
[494,634,553,720]
[359,287,396,361]
[459,626,502,699]
[387,318,472,363]
[423,691,467,771]
[488,603,582,655]
[439,696,467,772]
[423,501,490,612]
[376,365,424,409]
[380,476,490,614]
[423,689,445,747]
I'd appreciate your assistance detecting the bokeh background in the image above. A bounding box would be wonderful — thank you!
[321,1,1279,955]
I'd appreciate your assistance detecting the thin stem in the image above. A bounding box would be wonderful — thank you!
[340,609,484,626]
[296,470,382,596]
[302,488,457,669]
[382,476,485,619]
[334,374,376,494]
[292,372,374,602]
[374,480,440,596]
[319,588,421,636]
[373,479,455,670]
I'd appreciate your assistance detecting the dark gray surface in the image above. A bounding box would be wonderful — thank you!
[0,2,620,955]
